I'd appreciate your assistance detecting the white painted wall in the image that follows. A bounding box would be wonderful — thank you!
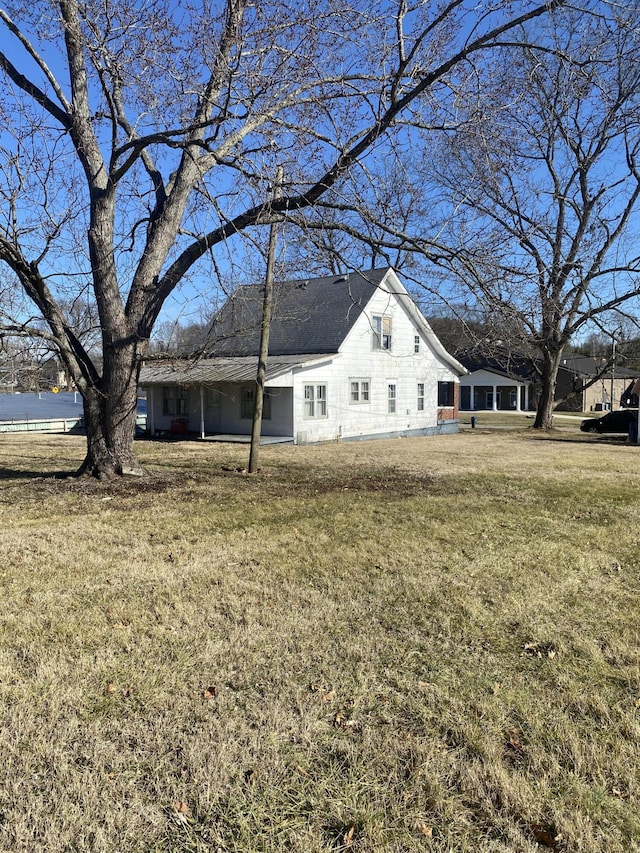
[291,284,459,442]
[144,275,461,442]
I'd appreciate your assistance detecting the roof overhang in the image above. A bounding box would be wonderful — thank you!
[378,269,468,376]
[139,354,334,386]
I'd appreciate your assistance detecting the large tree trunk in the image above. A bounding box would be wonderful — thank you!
[532,350,563,429]
[77,344,144,478]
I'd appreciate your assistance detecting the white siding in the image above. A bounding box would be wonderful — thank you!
[143,273,461,443]
[291,284,459,442]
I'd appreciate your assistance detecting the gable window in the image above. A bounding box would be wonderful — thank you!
[417,382,425,411]
[350,379,370,404]
[304,384,327,418]
[438,381,455,407]
[414,335,420,353]
[241,385,271,419]
[372,315,392,350]
[163,385,187,416]
[388,383,397,413]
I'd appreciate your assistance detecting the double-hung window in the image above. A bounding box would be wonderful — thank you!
[388,383,397,413]
[372,315,392,350]
[417,382,425,411]
[350,379,370,404]
[304,384,327,418]
[163,386,187,416]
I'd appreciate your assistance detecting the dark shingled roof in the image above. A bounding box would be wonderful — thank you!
[208,268,390,357]
[457,350,537,381]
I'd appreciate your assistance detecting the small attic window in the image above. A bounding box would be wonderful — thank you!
[414,334,420,353]
[373,315,392,350]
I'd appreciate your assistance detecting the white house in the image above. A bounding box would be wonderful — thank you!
[458,355,535,413]
[139,268,466,444]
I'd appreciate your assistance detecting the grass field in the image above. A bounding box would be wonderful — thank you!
[0,428,639,852]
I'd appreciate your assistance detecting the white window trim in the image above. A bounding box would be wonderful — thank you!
[372,315,392,351]
[388,382,397,414]
[349,378,370,404]
[304,383,328,419]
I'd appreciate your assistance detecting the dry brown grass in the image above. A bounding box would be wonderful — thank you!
[0,430,639,852]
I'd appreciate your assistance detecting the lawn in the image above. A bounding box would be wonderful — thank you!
[0,430,638,852]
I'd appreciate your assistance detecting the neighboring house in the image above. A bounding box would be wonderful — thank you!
[555,354,637,412]
[458,352,536,412]
[40,357,72,391]
[140,268,466,444]
[458,349,637,413]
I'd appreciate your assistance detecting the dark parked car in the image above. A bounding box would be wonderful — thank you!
[580,408,639,434]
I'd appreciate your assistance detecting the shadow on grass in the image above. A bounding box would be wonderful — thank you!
[531,433,631,446]
[0,466,77,480]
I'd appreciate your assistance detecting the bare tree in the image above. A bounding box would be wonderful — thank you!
[0,0,567,475]
[422,7,640,427]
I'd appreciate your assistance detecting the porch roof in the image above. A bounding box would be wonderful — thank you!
[461,367,531,384]
[139,354,333,386]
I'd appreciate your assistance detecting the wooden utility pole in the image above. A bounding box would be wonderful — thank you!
[248,166,283,474]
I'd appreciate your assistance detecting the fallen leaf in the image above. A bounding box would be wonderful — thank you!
[244,767,259,785]
[523,641,558,659]
[343,823,355,846]
[507,728,524,752]
[104,682,117,696]
[416,821,433,838]
[295,765,313,780]
[172,801,191,816]
[333,708,362,733]
[203,686,217,701]
[121,685,133,699]
[333,707,347,727]
[530,822,560,849]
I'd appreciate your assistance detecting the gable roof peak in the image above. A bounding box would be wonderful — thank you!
[208,267,393,357]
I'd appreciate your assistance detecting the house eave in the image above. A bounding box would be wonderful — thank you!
[139,354,335,387]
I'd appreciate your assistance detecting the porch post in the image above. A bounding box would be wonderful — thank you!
[149,388,155,436]
[515,384,521,412]
[199,386,205,439]
[524,384,530,411]
[470,384,475,410]
[492,384,498,411]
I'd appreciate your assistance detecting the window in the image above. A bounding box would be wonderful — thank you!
[372,315,392,350]
[241,385,271,419]
[304,384,327,418]
[350,379,370,404]
[414,335,420,353]
[163,386,187,416]
[437,381,455,407]
[388,383,397,413]
[417,382,425,411]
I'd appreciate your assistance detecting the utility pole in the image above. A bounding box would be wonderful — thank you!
[610,336,616,411]
[249,166,283,474]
